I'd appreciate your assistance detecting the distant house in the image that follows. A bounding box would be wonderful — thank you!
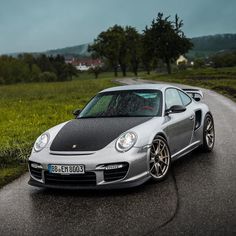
[66,58,103,71]
[75,64,90,71]
[176,55,188,65]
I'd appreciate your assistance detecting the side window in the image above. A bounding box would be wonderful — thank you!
[178,90,192,106]
[165,88,183,109]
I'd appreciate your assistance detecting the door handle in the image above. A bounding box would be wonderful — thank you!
[189,115,195,120]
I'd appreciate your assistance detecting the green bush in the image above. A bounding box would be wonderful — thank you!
[194,58,205,68]
[211,52,236,68]
[38,72,57,82]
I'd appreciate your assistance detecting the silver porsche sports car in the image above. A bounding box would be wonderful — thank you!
[28,84,215,189]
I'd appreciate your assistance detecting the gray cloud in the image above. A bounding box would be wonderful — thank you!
[0,0,235,54]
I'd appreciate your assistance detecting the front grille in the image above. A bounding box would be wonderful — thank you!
[29,162,42,179]
[104,163,129,182]
[44,172,96,186]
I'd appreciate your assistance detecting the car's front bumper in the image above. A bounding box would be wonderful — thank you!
[28,146,151,189]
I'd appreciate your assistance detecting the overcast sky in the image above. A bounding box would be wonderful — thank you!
[0,0,235,54]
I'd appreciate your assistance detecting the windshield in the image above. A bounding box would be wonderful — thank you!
[79,89,162,118]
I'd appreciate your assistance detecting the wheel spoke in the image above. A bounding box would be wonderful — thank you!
[158,164,163,175]
[208,125,214,131]
[207,121,212,130]
[208,133,214,141]
[150,148,156,156]
[160,155,169,159]
[155,141,160,155]
[159,144,165,154]
[208,135,213,142]
[154,164,159,175]
[150,163,155,172]
[150,157,155,164]
[159,160,167,166]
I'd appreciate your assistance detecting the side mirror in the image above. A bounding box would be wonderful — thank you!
[165,105,186,115]
[72,109,81,117]
[193,97,201,102]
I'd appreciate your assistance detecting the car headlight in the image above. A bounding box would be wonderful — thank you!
[116,131,137,152]
[34,133,50,152]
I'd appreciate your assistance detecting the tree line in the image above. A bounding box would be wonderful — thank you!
[0,54,77,85]
[89,13,193,76]
[211,51,236,68]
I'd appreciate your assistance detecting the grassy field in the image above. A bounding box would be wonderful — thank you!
[0,73,117,186]
[141,67,236,102]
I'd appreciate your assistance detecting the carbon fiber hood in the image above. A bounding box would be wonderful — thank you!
[50,117,152,152]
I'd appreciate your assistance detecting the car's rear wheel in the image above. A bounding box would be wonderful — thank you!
[149,136,171,181]
[201,113,215,152]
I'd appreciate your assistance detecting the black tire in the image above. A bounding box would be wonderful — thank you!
[149,135,171,182]
[200,113,215,152]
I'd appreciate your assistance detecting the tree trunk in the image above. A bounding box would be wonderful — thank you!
[132,61,138,77]
[166,59,172,74]
[121,64,127,77]
[123,69,126,77]
[133,66,138,76]
[114,66,118,77]
[145,66,150,75]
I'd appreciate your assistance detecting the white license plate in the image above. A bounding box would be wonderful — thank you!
[48,164,85,174]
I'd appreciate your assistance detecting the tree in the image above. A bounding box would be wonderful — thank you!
[88,66,103,78]
[141,27,154,74]
[211,51,236,68]
[89,25,125,77]
[38,72,57,82]
[125,26,142,76]
[89,25,143,77]
[194,58,205,68]
[144,13,193,74]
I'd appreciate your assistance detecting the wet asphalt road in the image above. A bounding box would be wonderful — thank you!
[0,78,236,235]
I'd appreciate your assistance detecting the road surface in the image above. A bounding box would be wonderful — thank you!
[0,78,235,236]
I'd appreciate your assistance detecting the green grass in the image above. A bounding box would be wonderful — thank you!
[0,73,117,165]
[141,67,236,102]
[0,164,28,188]
[0,72,118,187]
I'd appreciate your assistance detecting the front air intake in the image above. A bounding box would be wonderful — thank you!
[44,172,96,186]
[104,163,129,182]
[29,161,42,180]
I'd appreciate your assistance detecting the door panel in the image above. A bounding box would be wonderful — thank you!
[165,107,194,154]
[164,88,194,154]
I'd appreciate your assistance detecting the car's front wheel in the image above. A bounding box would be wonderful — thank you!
[149,135,171,181]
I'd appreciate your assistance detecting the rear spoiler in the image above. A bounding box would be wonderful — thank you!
[182,88,203,101]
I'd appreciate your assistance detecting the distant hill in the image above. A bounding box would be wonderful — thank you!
[5,43,91,58]
[4,33,236,59]
[45,43,91,57]
[44,33,236,59]
[188,33,236,58]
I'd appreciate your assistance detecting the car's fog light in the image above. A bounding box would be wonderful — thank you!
[96,163,125,170]
[31,163,43,169]
[105,164,124,170]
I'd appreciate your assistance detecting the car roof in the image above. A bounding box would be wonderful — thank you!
[100,83,175,93]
